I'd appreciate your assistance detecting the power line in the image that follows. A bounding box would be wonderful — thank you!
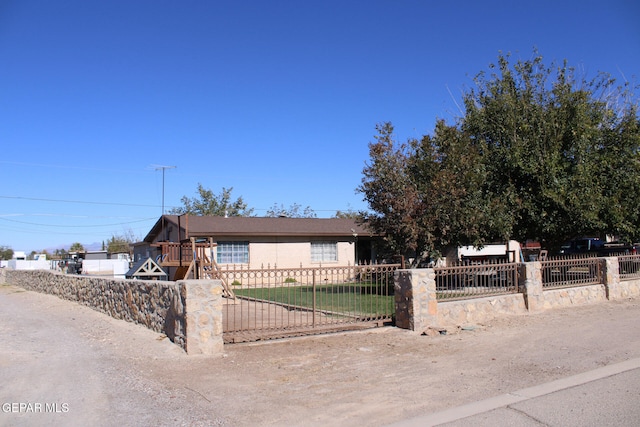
[0,216,156,228]
[0,195,165,209]
[0,160,152,174]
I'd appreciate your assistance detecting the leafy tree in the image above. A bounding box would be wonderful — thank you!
[169,184,254,217]
[359,51,640,259]
[105,229,138,254]
[266,203,317,218]
[54,248,68,259]
[358,123,429,264]
[106,236,131,254]
[461,52,640,248]
[359,122,510,265]
[333,207,361,219]
[0,245,14,260]
[69,242,85,253]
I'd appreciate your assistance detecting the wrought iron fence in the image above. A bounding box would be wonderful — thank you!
[219,263,399,343]
[618,255,640,280]
[541,257,601,289]
[434,261,519,301]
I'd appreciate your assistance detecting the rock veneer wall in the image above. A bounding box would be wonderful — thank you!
[395,258,640,332]
[0,269,223,355]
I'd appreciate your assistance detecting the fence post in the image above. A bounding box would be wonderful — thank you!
[181,279,224,355]
[601,257,620,300]
[394,269,437,331]
[312,269,317,327]
[519,262,543,311]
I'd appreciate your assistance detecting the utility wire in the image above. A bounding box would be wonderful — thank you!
[0,216,156,228]
[0,195,165,209]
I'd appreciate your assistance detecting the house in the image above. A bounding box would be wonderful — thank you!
[133,215,379,280]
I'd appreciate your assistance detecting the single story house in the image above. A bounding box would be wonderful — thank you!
[133,215,379,279]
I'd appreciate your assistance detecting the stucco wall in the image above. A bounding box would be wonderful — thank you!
[212,237,356,269]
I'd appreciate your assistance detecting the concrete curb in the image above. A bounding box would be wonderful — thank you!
[388,357,640,427]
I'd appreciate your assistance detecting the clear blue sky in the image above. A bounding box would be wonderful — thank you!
[1,0,638,252]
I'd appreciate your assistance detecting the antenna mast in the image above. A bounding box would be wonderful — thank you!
[153,165,176,215]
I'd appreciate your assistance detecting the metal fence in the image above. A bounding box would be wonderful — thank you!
[618,255,640,280]
[434,261,519,301]
[219,263,400,343]
[541,257,601,289]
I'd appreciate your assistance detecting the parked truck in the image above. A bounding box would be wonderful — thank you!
[558,238,637,256]
[59,254,83,274]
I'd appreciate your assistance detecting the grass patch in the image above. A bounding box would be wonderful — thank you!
[234,283,394,316]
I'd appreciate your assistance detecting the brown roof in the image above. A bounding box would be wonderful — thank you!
[144,215,374,242]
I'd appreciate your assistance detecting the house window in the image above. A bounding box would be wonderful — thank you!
[311,241,337,263]
[217,241,249,264]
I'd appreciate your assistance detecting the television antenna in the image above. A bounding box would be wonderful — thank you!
[151,165,176,215]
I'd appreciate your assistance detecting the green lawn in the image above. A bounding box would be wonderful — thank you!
[233,283,394,316]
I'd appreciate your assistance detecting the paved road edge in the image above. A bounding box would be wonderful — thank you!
[388,357,640,427]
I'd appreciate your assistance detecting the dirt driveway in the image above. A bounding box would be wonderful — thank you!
[1,283,639,426]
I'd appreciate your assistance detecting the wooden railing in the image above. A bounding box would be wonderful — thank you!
[153,239,234,298]
[154,242,211,266]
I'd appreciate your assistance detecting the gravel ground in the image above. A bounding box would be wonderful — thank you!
[1,283,639,426]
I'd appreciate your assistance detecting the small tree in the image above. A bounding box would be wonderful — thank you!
[359,122,429,264]
[54,248,68,259]
[106,236,131,254]
[333,208,361,219]
[169,184,254,217]
[266,203,317,218]
[0,245,14,260]
[69,242,85,253]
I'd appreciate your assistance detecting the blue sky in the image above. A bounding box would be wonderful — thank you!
[1,0,639,252]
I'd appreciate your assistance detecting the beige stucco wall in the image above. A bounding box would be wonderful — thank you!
[211,237,356,268]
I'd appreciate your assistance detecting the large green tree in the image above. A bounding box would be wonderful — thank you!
[359,122,511,265]
[169,184,254,217]
[462,53,640,248]
[359,52,640,260]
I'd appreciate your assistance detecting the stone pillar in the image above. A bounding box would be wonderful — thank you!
[394,269,438,331]
[601,257,620,300]
[181,279,224,355]
[520,262,543,311]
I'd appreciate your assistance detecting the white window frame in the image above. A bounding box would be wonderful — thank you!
[216,241,249,264]
[311,241,338,263]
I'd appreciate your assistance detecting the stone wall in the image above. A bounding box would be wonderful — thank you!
[539,285,607,309]
[395,257,640,332]
[436,294,527,327]
[0,269,223,355]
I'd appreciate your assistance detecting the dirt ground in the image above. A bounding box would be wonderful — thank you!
[1,283,639,426]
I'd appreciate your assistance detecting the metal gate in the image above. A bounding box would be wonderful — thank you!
[219,264,399,343]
